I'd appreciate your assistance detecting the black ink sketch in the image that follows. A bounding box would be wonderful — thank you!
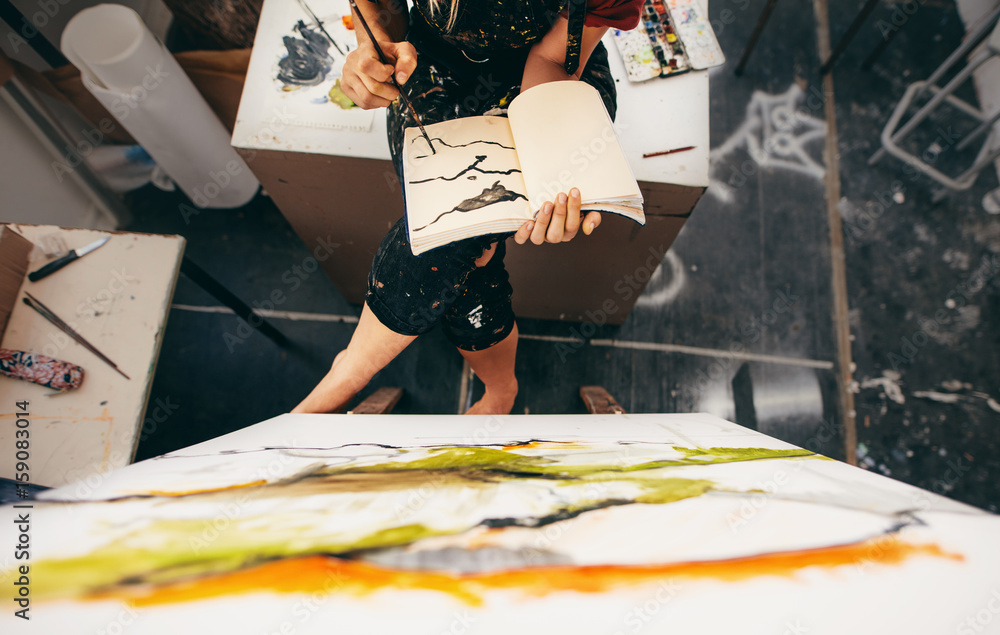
[409,155,522,184]
[412,137,516,159]
[412,181,528,232]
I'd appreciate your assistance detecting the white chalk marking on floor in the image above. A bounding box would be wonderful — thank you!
[519,333,834,369]
[175,304,832,369]
[171,304,359,324]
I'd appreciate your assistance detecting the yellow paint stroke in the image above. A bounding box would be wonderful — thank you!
[88,538,961,608]
[502,441,589,451]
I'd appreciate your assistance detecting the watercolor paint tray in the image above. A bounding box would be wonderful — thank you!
[664,0,725,70]
[612,0,724,82]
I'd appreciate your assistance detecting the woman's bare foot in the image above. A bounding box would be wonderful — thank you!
[464,378,517,415]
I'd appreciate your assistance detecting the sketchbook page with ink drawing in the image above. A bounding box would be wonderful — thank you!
[402,81,643,256]
[403,116,531,255]
[506,81,643,221]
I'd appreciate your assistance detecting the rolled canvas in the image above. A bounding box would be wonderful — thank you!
[61,4,258,208]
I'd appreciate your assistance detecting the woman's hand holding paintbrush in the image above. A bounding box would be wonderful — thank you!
[340,0,417,110]
[342,0,434,151]
[341,38,417,109]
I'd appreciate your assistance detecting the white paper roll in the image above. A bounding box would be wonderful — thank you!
[62,4,259,209]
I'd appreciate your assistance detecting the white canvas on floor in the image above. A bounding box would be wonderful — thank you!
[2,413,997,634]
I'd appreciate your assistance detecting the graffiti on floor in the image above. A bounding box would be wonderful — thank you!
[708,84,827,203]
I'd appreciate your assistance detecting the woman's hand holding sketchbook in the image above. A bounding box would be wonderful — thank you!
[512,186,598,246]
[402,81,645,256]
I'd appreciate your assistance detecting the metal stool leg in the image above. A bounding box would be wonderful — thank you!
[870,50,994,166]
[734,0,780,77]
[180,257,288,346]
[956,109,1000,151]
[819,0,881,75]
[860,18,906,70]
[870,5,1000,164]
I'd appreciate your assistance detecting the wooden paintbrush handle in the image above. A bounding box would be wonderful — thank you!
[0,349,85,391]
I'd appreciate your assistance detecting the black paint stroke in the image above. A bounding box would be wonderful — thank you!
[409,155,522,184]
[412,180,528,233]
[413,137,515,159]
[277,21,333,87]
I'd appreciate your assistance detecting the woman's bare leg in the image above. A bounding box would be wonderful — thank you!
[291,302,416,413]
[461,323,519,415]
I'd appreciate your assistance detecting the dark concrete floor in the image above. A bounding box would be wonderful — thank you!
[127,0,998,513]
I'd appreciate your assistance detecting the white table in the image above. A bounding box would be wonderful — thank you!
[0,225,184,487]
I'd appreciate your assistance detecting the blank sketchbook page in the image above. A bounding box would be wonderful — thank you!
[507,81,640,211]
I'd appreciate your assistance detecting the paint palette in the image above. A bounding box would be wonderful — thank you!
[611,24,663,82]
[613,0,725,82]
[664,0,726,70]
[643,0,694,75]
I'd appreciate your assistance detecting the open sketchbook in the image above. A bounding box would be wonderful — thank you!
[402,81,644,255]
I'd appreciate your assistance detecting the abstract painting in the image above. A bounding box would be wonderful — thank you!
[1,413,997,633]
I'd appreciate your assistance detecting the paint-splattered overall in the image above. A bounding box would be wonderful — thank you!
[366,0,618,351]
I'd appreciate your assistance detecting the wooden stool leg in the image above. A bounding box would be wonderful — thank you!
[579,386,627,414]
[350,387,403,414]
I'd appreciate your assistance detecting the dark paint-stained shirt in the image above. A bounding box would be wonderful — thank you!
[414,0,644,57]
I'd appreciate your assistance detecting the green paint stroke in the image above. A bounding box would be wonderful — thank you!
[20,521,447,601]
[342,444,819,478]
[11,444,820,602]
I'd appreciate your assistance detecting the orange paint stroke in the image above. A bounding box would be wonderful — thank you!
[100,408,114,471]
[92,538,961,608]
[0,410,115,423]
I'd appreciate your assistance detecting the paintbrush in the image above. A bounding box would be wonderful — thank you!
[642,145,696,159]
[349,0,436,154]
[296,0,346,56]
[22,292,130,380]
